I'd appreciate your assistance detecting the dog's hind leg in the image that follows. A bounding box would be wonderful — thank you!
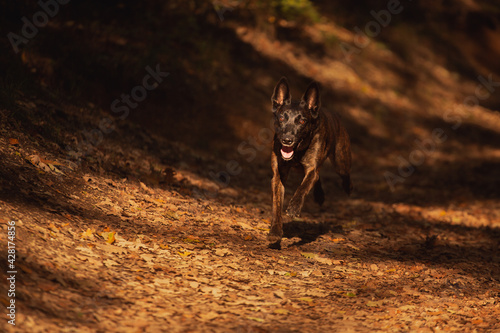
[340,174,352,196]
[330,133,353,195]
[313,177,325,206]
[331,152,353,196]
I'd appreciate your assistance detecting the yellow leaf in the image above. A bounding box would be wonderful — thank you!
[184,236,200,243]
[274,309,289,315]
[178,251,192,257]
[298,297,314,303]
[301,252,318,259]
[248,317,265,323]
[81,228,95,239]
[439,210,447,216]
[107,232,116,244]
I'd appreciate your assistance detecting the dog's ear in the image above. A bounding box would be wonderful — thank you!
[271,77,291,112]
[301,82,321,118]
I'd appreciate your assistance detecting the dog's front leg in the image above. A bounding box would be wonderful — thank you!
[286,168,319,218]
[268,152,289,243]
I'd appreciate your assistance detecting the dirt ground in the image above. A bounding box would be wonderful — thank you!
[1,1,500,332]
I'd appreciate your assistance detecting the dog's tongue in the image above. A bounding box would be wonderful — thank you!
[281,146,294,159]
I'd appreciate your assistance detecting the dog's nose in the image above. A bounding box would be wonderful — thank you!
[282,138,293,146]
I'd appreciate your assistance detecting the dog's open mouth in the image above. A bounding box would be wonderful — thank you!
[280,145,294,160]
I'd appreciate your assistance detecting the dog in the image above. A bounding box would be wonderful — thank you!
[268,77,353,244]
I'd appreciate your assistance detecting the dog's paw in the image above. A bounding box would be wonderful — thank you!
[286,202,301,218]
[268,222,283,243]
[267,231,283,244]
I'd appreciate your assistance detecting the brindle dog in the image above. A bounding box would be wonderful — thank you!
[268,77,353,244]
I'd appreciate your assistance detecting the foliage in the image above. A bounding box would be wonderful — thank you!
[271,0,320,23]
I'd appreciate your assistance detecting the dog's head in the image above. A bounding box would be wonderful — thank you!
[271,77,321,161]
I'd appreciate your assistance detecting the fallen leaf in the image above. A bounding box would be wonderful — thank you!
[274,309,289,315]
[297,297,314,303]
[316,257,333,265]
[40,158,63,166]
[274,290,285,299]
[165,210,179,220]
[248,317,265,323]
[9,138,19,145]
[311,270,323,277]
[301,252,318,259]
[300,270,312,277]
[427,310,443,316]
[184,236,201,243]
[199,311,218,321]
[178,251,192,257]
[346,244,360,251]
[107,232,116,244]
[215,248,232,257]
[367,300,383,307]
[103,259,119,267]
[81,228,95,239]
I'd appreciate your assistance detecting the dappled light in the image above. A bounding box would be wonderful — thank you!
[1,0,500,331]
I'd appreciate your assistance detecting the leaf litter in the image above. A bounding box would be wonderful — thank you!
[1,21,500,333]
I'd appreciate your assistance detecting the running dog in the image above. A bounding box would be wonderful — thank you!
[268,77,353,244]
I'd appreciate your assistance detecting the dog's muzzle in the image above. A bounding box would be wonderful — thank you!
[280,144,294,160]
